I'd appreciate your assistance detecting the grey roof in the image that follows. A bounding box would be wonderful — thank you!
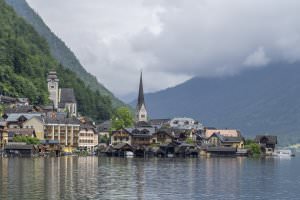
[45,116,80,125]
[0,95,17,103]
[60,88,76,104]
[5,144,34,150]
[255,135,277,145]
[97,120,111,132]
[7,128,35,137]
[206,147,237,152]
[5,105,36,114]
[6,113,43,122]
[210,133,244,143]
[47,71,59,80]
[149,119,171,125]
[124,127,156,137]
[135,121,152,128]
[113,143,134,150]
[40,140,59,145]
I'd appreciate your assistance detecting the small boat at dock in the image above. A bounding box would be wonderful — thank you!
[273,149,295,157]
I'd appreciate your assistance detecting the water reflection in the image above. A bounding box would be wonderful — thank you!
[0,156,300,200]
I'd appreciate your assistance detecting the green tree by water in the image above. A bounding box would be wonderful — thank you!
[112,107,134,130]
[245,139,261,155]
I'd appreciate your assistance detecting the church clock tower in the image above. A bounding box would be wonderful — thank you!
[47,71,59,109]
[136,72,148,122]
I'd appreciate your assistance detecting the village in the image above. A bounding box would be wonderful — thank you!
[0,71,278,158]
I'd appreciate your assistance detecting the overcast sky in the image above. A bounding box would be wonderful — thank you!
[26,0,300,101]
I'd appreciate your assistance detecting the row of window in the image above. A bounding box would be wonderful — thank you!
[80,133,94,137]
[79,139,94,144]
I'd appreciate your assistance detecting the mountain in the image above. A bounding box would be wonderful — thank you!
[133,63,300,145]
[0,0,112,121]
[5,0,124,108]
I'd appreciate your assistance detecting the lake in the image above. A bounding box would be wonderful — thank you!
[0,155,299,200]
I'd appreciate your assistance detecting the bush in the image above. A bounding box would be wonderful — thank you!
[13,135,40,145]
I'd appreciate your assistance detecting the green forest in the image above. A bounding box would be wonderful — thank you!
[0,0,112,121]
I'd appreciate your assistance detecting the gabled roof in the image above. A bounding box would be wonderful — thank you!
[5,144,34,150]
[124,127,156,137]
[5,105,36,114]
[97,120,111,132]
[149,119,171,126]
[6,113,43,122]
[209,133,244,143]
[45,116,80,125]
[59,88,76,105]
[135,121,152,128]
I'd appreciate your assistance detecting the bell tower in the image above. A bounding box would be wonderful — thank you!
[136,72,148,122]
[47,71,59,109]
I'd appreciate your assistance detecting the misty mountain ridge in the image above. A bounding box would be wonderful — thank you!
[5,0,125,108]
[131,63,300,145]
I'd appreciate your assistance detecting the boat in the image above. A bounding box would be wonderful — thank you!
[273,149,295,157]
[125,151,134,157]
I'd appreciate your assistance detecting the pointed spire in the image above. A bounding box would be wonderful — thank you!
[137,71,145,109]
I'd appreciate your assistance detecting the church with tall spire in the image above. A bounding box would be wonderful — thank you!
[136,72,148,122]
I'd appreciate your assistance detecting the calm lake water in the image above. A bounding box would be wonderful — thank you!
[0,155,300,200]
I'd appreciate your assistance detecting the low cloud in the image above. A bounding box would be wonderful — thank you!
[27,0,300,100]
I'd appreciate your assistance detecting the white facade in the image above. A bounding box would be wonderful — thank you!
[136,104,147,122]
[169,117,204,130]
[79,128,98,152]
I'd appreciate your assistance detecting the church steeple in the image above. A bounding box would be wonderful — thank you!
[136,72,148,122]
[137,72,145,109]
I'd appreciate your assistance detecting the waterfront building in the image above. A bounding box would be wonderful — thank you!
[47,71,77,117]
[135,72,148,122]
[97,120,111,138]
[78,123,98,152]
[4,143,38,156]
[152,129,174,144]
[206,133,244,149]
[111,129,131,145]
[44,116,80,152]
[255,135,277,152]
[22,116,44,140]
[5,113,43,129]
[111,127,156,146]
[0,121,7,148]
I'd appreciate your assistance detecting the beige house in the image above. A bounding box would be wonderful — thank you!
[78,124,98,152]
[44,117,80,152]
[111,129,132,145]
[207,133,244,149]
[22,117,44,140]
[204,129,241,138]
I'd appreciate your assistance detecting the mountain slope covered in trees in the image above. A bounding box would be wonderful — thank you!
[0,0,112,121]
[5,0,125,108]
[133,64,300,145]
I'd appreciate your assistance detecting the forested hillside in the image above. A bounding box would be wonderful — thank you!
[0,0,112,121]
[5,0,125,108]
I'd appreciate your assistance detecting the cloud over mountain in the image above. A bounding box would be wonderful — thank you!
[27,0,300,99]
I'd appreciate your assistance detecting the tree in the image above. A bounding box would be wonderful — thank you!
[13,135,40,145]
[111,107,134,130]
